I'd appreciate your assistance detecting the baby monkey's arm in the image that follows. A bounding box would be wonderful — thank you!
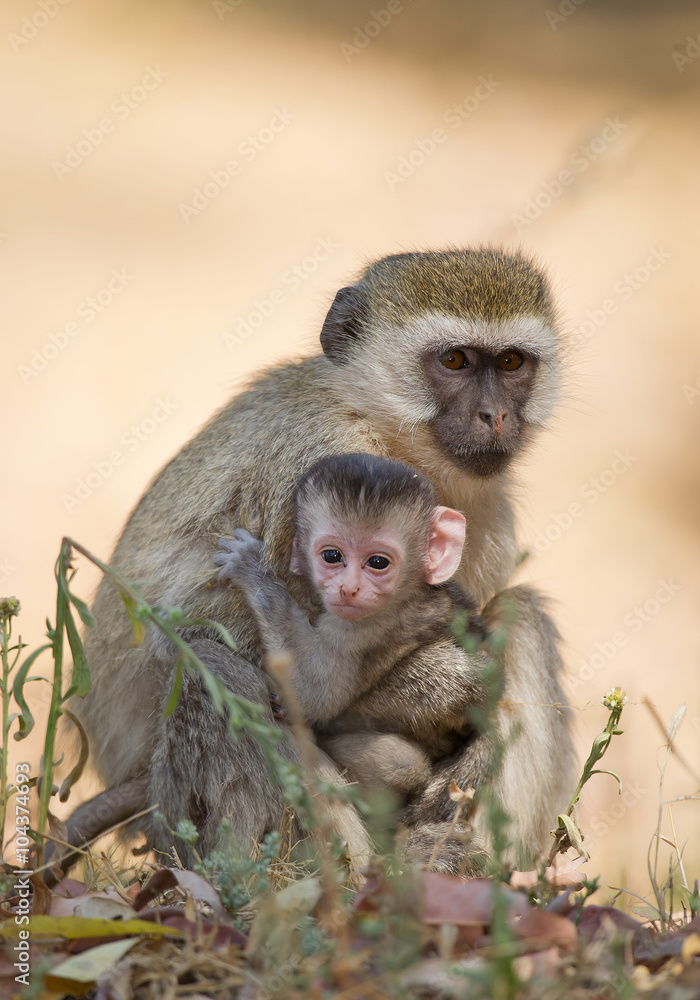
[214,531,373,724]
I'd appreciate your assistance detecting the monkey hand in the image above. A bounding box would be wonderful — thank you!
[213,529,264,584]
[268,691,288,722]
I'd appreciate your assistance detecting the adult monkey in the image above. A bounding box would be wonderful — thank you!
[75,248,573,871]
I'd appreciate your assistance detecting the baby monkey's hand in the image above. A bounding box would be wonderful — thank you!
[213,529,264,584]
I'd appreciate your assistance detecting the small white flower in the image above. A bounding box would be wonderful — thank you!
[601,686,628,710]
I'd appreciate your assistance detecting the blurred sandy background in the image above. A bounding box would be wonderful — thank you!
[2,0,699,901]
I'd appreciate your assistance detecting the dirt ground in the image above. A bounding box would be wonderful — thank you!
[2,0,699,901]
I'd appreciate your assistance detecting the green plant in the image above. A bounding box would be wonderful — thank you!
[2,541,94,865]
[547,686,627,867]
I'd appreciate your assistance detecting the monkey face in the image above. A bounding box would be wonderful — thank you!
[319,249,562,480]
[306,521,405,621]
[423,344,538,477]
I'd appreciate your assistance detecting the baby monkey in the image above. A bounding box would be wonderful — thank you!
[213,453,491,799]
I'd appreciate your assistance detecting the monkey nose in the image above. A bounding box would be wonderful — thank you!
[479,410,508,435]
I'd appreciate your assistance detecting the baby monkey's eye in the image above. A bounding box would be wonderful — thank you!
[367,555,390,570]
[321,549,343,564]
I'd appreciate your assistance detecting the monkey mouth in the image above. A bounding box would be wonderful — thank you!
[444,443,514,478]
[326,601,373,622]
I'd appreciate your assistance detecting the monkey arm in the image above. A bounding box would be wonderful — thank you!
[213,531,373,724]
[214,530,315,650]
[332,640,492,753]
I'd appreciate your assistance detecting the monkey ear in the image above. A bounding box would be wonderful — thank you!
[320,284,368,363]
[424,507,466,585]
[289,535,304,575]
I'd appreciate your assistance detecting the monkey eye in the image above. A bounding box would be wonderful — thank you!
[439,349,468,370]
[321,549,343,564]
[367,555,390,571]
[497,350,524,371]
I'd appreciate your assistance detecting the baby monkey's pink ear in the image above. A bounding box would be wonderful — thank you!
[289,534,304,576]
[424,507,466,585]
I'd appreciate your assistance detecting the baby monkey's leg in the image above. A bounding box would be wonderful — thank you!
[320,732,432,797]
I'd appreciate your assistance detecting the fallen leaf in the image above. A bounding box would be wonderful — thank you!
[52,887,129,917]
[53,878,88,898]
[44,938,139,994]
[576,905,643,940]
[4,915,184,940]
[512,909,577,951]
[421,873,529,949]
[509,857,587,891]
[133,868,225,918]
[144,912,247,948]
[74,897,138,921]
[28,873,52,916]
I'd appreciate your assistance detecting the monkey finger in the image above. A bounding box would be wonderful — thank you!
[212,553,236,567]
[217,537,239,552]
[233,528,256,541]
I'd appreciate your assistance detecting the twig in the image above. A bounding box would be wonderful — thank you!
[643,697,700,786]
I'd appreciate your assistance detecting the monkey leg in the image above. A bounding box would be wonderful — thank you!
[148,638,371,869]
[400,822,489,876]
[320,732,432,797]
[402,585,574,871]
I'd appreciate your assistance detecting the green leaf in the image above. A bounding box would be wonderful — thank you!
[164,657,184,717]
[67,589,96,629]
[161,613,238,651]
[121,592,145,645]
[64,604,91,697]
[198,664,225,715]
[55,547,96,629]
[12,643,51,739]
[589,768,623,794]
[58,709,90,801]
[557,813,589,860]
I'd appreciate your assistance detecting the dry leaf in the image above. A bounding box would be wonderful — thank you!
[133,867,225,918]
[511,908,577,952]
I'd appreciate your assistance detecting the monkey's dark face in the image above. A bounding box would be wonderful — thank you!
[423,345,538,477]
